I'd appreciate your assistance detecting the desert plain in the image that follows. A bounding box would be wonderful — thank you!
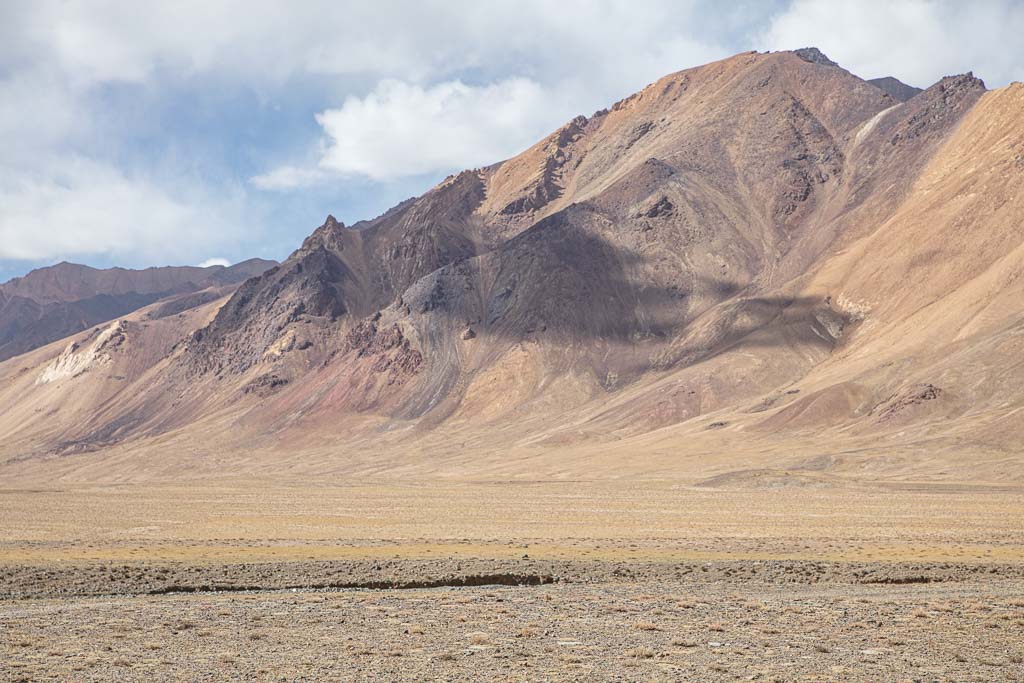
[2,478,1022,682]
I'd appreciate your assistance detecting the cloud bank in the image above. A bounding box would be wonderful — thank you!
[0,157,245,264]
[1,0,1022,273]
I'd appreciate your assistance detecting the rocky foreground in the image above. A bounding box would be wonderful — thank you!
[3,559,1023,682]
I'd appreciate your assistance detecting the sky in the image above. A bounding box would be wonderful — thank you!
[1,0,1022,281]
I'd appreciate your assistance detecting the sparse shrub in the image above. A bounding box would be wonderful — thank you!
[467,632,490,645]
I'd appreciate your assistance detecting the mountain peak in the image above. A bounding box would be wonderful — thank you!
[792,47,839,68]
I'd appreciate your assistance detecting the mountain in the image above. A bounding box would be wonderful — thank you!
[0,259,276,362]
[1,49,1021,486]
[868,76,924,102]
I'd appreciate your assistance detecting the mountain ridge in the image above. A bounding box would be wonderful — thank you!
[1,49,1022,486]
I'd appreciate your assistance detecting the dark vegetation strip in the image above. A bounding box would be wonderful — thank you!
[859,576,935,585]
[146,573,557,595]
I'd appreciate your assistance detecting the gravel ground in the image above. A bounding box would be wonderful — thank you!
[3,560,1024,682]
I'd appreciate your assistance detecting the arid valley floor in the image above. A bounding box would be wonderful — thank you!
[2,480,1022,681]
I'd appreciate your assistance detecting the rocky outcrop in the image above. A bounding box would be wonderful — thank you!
[793,47,839,68]
[188,246,352,374]
[888,73,985,146]
[36,320,128,384]
[871,383,944,421]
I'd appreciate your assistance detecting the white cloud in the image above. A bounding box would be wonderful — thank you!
[270,78,562,182]
[250,166,330,191]
[1,1,723,89]
[0,157,245,264]
[198,257,231,268]
[762,0,1024,88]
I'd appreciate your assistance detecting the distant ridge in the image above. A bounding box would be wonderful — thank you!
[0,258,277,361]
[868,76,923,102]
